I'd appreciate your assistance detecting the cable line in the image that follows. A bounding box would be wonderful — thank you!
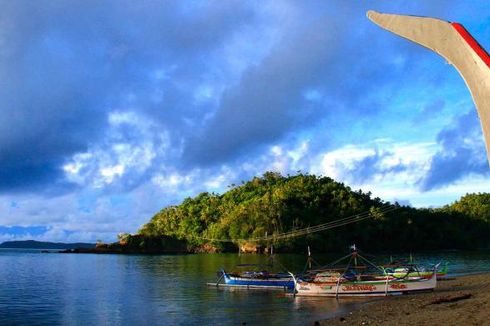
[192,204,398,243]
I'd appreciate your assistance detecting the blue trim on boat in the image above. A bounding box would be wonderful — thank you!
[223,272,294,289]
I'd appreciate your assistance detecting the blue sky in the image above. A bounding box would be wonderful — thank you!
[1,1,489,243]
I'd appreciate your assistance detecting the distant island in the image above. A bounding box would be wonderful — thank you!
[0,240,95,250]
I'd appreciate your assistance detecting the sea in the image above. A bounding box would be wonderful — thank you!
[1,249,489,325]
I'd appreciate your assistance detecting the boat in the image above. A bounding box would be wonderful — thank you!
[292,271,437,297]
[209,246,295,290]
[291,245,438,297]
[218,265,294,289]
[214,245,325,290]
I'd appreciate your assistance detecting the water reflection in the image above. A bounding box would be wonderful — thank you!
[128,253,372,325]
[0,250,489,325]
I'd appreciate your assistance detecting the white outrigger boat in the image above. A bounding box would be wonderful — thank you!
[291,270,437,297]
[291,246,438,297]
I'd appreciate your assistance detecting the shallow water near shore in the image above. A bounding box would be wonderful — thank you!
[1,249,489,325]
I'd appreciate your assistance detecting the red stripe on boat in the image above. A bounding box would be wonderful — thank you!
[452,22,490,69]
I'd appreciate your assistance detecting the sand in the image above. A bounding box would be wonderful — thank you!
[314,273,490,325]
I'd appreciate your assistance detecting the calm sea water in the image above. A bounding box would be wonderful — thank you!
[1,249,489,325]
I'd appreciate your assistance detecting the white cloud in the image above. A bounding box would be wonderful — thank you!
[62,110,169,188]
[308,139,490,207]
[100,164,125,185]
[151,171,195,190]
[316,145,376,180]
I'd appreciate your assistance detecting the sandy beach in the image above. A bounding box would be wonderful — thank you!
[315,273,490,325]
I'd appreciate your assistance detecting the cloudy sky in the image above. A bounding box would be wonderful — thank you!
[1,1,489,243]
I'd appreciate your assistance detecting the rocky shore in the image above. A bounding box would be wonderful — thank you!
[315,273,490,325]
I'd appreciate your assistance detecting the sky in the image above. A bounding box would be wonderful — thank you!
[1,1,489,243]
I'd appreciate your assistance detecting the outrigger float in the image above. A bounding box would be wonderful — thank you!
[383,262,448,280]
[291,245,439,297]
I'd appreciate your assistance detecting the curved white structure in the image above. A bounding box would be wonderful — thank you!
[368,10,490,165]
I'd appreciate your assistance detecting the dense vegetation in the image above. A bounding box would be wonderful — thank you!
[136,172,490,253]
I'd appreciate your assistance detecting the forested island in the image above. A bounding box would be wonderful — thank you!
[113,172,490,254]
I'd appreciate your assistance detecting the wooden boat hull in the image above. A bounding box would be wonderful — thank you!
[223,272,294,289]
[293,272,437,297]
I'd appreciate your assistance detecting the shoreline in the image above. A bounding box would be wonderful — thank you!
[57,247,188,255]
[313,273,490,325]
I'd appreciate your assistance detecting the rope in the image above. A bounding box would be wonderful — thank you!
[301,255,322,274]
[356,252,385,274]
[191,204,398,243]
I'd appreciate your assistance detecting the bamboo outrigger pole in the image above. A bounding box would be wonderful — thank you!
[368,11,490,166]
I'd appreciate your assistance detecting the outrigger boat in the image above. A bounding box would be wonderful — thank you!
[218,265,294,289]
[209,246,295,290]
[291,245,438,297]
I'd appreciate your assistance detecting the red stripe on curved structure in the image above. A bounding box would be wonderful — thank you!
[452,22,490,69]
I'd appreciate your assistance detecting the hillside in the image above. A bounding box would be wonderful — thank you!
[0,240,95,250]
[137,172,490,253]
